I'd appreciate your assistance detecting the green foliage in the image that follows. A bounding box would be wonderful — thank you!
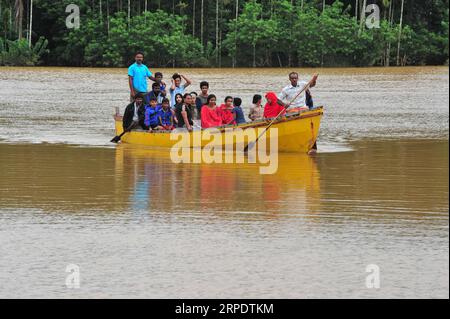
[60,10,204,67]
[0,0,448,67]
[224,0,279,67]
[0,37,48,66]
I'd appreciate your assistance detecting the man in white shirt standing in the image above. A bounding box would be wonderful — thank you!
[280,72,319,155]
[280,72,318,110]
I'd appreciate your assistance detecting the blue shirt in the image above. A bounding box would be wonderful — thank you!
[128,63,152,93]
[233,106,246,124]
[146,91,164,104]
[170,85,186,107]
[145,105,160,127]
[158,108,173,126]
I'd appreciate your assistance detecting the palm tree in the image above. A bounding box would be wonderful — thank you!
[232,0,239,67]
[14,0,23,40]
[397,0,405,66]
[216,0,219,64]
[381,0,390,66]
[28,0,32,47]
[192,0,196,36]
[127,0,131,28]
[201,0,204,46]
[358,0,367,36]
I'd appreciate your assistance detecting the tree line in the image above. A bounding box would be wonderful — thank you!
[0,0,448,67]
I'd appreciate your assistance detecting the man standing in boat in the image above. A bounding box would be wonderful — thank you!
[280,72,318,111]
[280,72,319,155]
[128,51,160,101]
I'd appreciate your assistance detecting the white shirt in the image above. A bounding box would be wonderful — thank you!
[280,81,308,108]
[133,103,139,121]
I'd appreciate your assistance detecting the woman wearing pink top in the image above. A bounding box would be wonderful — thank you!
[201,95,223,129]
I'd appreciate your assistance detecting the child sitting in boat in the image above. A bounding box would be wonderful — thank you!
[144,97,164,132]
[249,94,263,121]
[232,97,246,125]
[158,99,176,131]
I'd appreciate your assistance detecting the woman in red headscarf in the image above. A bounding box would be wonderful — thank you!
[263,92,287,119]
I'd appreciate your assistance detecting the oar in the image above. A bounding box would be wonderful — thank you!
[111,121,138,143]
[244,75,317,153]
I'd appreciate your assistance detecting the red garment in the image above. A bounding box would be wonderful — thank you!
[219,104,236,125]
[201,105,223,128]
[264,92,286,118]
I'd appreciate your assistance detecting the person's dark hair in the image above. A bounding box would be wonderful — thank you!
[190,92,198,97]
[161,98,170,104]
[289,71,299,78]
[134,93,144,99]
[233,97,242,107]
[183,93,191,100]
[252,94,262,104]
[207,94,217,104]
[175,93,184,105]
[135,51,144,57]
[225,96,233,102]
[200,81,209,89]
[172,73,182,80]
[149,97,158,102]
[152,82,160,89]
[155,72,163,78]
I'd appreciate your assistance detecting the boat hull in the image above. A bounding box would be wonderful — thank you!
[114,107,324,153]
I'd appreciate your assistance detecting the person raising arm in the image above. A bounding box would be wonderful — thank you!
[279,72,318,110]
[170,73,193,107]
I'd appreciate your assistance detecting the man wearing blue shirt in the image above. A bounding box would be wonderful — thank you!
[128,52,158,101]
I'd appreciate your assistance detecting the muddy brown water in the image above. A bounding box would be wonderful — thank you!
[0,66,448,298]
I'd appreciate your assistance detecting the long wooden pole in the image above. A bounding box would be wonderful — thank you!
[244,75,318,153]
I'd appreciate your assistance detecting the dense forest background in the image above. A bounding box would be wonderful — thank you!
[0,0,448,67]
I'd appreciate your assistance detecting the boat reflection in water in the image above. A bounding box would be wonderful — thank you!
[114,144,321,217]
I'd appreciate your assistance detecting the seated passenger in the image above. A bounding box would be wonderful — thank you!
[144,97,164,132]
[123,93,146,131]
[196,81,209,120]
[158,99,176,130]
[232,97,246,125]
[146,82,165,104]
[175,94,194,132]
[249,94,263,121]
[263,92,287,119]
[189,92,199,120]
[219,96,236,125]
[201,94,223,129]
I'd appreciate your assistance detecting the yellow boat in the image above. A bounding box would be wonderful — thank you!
[113,106,324,153]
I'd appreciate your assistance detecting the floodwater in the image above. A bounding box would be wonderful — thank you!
[0,67,448,298]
